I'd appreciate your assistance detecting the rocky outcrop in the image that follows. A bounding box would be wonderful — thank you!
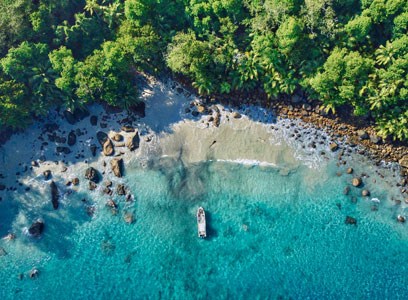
[67,131,76,146]
[50,181,59,209]
[103,138,114,156]
[110,158,123,177]
[126,130,140,151]
[85,167,99,183]
[96,131,109,146]
[28,219,44,237]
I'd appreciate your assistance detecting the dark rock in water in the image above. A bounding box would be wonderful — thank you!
[96,131,109,146]
[29,268,39,279]
[129,101,146,118]
[0,184,6,191]
[343,186,350,195]
[110,158,123,177]
[56,146,71,154]
[0,247,7,256]
[103,138,114,156]
[73,107,90,120]
[85,167,99,183]
[357,130,369,140]
[90,115,98,126]
[50,181,59,209]
[67,131,77,146]
[352,177,362,187]
[362,189,370,197]
[121,126,135,133]
[90,144,97,157]
[89,181,97,191]
[126,130,140,151]
[72,178,79,186]
[345,216,357,225]
[43,170,52,180]
[28,219,44,237]
[346,168,353,174]
[31,161,39,167]
[329,142,338,152]
[117,184,126,195]
[63,110,77,125]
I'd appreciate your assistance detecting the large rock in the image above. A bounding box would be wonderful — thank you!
[85,167,99,183]
[126,130,140,151]
[110,158,123,177]
[28,219,44,237]
[96,131,109,146]
[352,177,362,187]
[50,181,59,210]
[103,138,114,156]
[67,131,77,146]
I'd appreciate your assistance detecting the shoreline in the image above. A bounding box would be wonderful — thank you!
[0,76,407,209]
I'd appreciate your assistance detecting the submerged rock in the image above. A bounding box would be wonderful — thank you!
[50,181,59,209]
[345,216,357,225]
[0,247,7,256]
[343,186,350,195]
[126,130,140,151]
[28,219,44,237]
[85,167,99,183]
[90,115,98,126]
[110,158,123,177]
[103,138,114,156]
[124,212,134,224]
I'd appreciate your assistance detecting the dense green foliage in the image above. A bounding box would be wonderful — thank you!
[0,0,407,141]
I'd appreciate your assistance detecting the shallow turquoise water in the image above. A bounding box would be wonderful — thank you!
[1,157,408,299]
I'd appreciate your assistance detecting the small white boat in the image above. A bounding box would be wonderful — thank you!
[197,207,207,238]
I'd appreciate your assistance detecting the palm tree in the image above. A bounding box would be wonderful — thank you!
[375,41,395,66]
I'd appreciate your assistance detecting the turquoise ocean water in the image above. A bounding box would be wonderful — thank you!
[1,153,408,299]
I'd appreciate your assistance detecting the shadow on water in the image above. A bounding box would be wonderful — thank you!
[203,211,218,240]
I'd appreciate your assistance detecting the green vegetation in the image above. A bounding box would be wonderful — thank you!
[0,0,407,140]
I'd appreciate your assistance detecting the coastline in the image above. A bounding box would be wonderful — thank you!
[0,76,407,221]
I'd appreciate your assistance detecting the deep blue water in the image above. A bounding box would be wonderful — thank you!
[1,156,408,299]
